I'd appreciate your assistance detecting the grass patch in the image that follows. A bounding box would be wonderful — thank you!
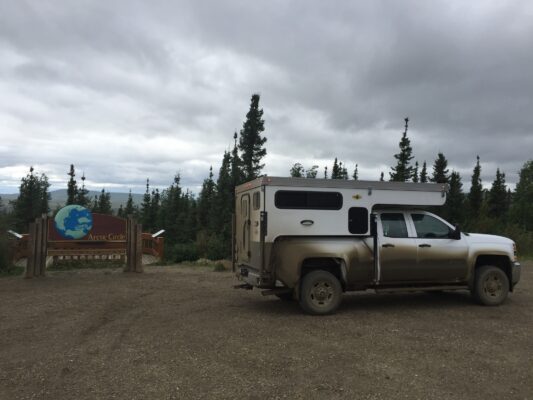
[0,265,24,277]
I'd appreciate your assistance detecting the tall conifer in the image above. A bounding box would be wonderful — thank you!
[239,94,267,181]
[431,153,450,184]
[420,161,428,183]
[444,171,464,223]
[510,160,533,230]
[488,168,508,219]
[468,156,483,219]
[66,164,78,205]
[390,118,414,182]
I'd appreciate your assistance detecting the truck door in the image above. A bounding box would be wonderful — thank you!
[409,212,469,282]
[240,194,251,261]
[378,212,418,283]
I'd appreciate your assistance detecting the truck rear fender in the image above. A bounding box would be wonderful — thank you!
[299,257,348,290]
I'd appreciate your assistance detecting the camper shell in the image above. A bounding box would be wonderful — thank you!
[233,177,520,314]
[234,177,447,285]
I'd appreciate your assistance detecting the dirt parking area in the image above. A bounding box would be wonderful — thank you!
[0,262,532,400]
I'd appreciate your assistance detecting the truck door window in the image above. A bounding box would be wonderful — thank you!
[348,207,369,234]
[411,214,451,238]
[380,213,409,238]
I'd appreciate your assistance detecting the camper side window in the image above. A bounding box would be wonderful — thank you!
[348,207,369,234]
[252,191,260,210]
[275,190,342,210]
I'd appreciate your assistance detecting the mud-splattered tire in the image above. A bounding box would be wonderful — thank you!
[473,265,509,306]
[299,270,342,315]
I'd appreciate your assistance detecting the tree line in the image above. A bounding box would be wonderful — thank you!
[1,103,532,271]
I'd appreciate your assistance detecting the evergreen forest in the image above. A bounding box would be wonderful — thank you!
[1,99,532,272]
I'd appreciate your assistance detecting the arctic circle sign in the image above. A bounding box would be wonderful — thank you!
[50,205,126,242]
[54,205,93,240]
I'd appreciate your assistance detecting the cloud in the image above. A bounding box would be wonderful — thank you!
[0,0,532,194]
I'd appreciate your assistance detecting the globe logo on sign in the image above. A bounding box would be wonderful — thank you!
[54,205,93,240]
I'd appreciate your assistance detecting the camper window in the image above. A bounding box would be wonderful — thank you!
[252,191,260,210]
[348,207,369,234]
[275,190,342,210]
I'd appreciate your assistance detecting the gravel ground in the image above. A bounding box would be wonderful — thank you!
[0,262,531,400]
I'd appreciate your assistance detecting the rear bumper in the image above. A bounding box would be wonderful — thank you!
[512,261,521,286]
[236,265,274,288]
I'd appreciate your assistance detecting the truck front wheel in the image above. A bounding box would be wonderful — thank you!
[299,270,342,315]
[472,265,509,306]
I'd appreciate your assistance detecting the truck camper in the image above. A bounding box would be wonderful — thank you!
[233,177,521,315]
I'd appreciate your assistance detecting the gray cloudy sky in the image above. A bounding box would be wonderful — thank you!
[1,0,532,194]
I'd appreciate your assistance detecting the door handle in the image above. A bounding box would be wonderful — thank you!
[300,220,314,226]
[419,244,431,248]
[382,243,395,248]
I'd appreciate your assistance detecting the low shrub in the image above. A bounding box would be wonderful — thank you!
[213,262,226,272]
[167,243,199,263]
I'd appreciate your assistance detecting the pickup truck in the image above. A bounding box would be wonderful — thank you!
[233,177,521,315]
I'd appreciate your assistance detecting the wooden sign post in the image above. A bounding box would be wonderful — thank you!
[25,215,48,278]
[125,216,143,273]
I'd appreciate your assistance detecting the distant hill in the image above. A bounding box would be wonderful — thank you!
[0,189,144,211]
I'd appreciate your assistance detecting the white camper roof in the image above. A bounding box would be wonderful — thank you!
[236,177,448,207]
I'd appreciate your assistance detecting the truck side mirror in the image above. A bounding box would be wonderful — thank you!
[450,224,461,240]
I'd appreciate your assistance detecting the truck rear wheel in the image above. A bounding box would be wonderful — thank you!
[473,265,509,306]
[299,270,342,315]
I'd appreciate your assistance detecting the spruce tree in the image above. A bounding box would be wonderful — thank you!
[290,163,304,177]
[231,132,244,186]
[141,179,152,230]
[390,117,414,182]
[331,158,340,179]
[510,160,533,230]
[352,164,358,180]
[75,173,90,207]
[431,153,450,184]
[238,94,267,181]
[150,189,161,231]
[468,156,483,219]
[339,162,348,180]
[488,168,508,219]
[97,189,112,215]
[213,151,233,256]
[420,161,428,183]
[11,166,51,231]
[306,165,318,179]
[412,161,419,183]
[91,195,98,213]
[444,171,464,223]
[66,164,78,205]
[124,190,136,217]
[197,167,216,230]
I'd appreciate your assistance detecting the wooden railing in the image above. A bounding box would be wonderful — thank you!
[12,232,164,263]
